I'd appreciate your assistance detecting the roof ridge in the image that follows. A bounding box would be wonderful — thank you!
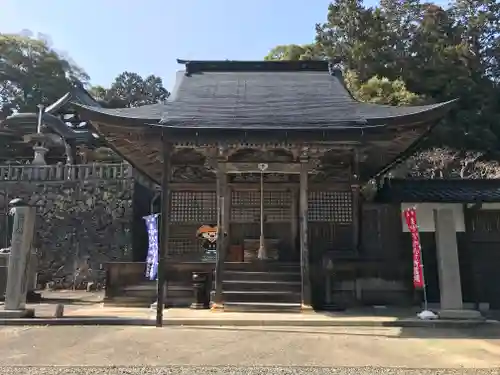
[178,59,341,74]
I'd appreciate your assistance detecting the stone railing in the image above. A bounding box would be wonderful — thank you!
[0,163,133,182]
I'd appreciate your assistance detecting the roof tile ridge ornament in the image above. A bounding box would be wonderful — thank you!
[185,61,193,77]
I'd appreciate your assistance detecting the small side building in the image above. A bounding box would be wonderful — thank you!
[376,178,500,311]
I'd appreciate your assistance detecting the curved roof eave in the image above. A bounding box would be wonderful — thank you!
[363,99,458,125]
[368,119,441,181]
[3,112,93,141]
[45,83,101,114]
[72,103,166,126]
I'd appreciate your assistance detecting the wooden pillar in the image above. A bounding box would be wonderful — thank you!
[156,137,172,327]
[223,183,231,253]
[213,160,227,308]
[351,148,361,253]
[299,160,311,308]
[290,187,298,255]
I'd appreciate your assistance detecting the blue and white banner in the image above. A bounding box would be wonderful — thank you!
[143,214,160,281]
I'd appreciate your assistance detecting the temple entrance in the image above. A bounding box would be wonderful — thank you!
[228,173,299,263]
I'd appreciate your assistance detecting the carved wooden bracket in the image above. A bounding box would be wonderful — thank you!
[171,165,216,182]
[225,162,302,174]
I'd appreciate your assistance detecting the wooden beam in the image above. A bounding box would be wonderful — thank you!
[224,162,317,174]
[156,135,172,327]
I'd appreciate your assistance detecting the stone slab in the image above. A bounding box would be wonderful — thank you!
[438,309,484,320]
[0,308,35,319]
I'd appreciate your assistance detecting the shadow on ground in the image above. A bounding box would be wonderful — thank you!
[185,325,500,340]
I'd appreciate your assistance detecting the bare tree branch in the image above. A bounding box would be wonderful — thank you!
[392,147,500,179]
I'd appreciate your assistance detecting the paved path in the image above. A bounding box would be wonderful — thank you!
[0,367,498,374]
[0,325,499,369]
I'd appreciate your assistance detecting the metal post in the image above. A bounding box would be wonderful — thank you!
[418,223,429,312]
[148,190,161,310]
[156,137,172,327]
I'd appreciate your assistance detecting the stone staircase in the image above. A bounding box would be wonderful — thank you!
[104,262,303,312]
[222,262,302,313]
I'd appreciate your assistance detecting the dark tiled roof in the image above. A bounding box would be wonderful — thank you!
[74,103,166,121]
[375,179,500,203]
[72,60,456,130]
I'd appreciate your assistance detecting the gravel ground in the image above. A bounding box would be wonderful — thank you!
[0,366,498,374]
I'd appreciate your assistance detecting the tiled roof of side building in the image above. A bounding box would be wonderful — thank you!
[375,178,500,203]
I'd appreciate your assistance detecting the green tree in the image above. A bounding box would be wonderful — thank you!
[0,33,89,121]
[96,72,170,108]
[404,3,498,149]
[264,44,324,61]
[263,45,423,106]
[344,70,423,105]
[315,0,393,80]
[87,85,108,106]
[450,0,500,81]
[313,0,500,151]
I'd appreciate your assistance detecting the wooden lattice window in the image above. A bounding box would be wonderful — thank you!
[170,191,217,223]
[231,190,291,223]
[167,238,197,257]
[308,191,352,223]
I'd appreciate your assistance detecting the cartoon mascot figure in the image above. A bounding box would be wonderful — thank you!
[197,224,218,261]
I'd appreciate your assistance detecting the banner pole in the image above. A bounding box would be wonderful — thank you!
[407,206,435,319]
[416,219,429,311]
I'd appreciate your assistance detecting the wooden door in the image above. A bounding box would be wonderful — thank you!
[229,188,294,261]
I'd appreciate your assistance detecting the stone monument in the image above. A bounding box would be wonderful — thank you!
[0,198,37,318]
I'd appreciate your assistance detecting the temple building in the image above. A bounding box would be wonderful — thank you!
[68,59,457,312]
[4,59,462,312]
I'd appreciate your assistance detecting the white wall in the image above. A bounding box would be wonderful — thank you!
[479,203,500,210]
[400,203,465,232]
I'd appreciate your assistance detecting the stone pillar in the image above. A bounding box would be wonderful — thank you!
[2,199,36,317]
[434,208,481,319]
[32,145,48,165]
[299,160,311,309]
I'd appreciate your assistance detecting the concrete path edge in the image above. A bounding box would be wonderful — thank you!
[0,317,498,328]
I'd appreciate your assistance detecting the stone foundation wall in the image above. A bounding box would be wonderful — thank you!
[0,179,133,288]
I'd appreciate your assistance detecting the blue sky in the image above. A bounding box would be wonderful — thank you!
[1,0,444,91]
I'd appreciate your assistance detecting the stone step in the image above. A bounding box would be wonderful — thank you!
[117,283,194,308]
[223,271,301,282]
[106,294,194,308]
[104,296,154,308]
[223,302,302,313]
[223,290,301,304]
[223,262,300,273]
[121,283,192,296]
[222,280,301,292]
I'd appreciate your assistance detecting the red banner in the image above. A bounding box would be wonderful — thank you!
[403,207,424,289]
